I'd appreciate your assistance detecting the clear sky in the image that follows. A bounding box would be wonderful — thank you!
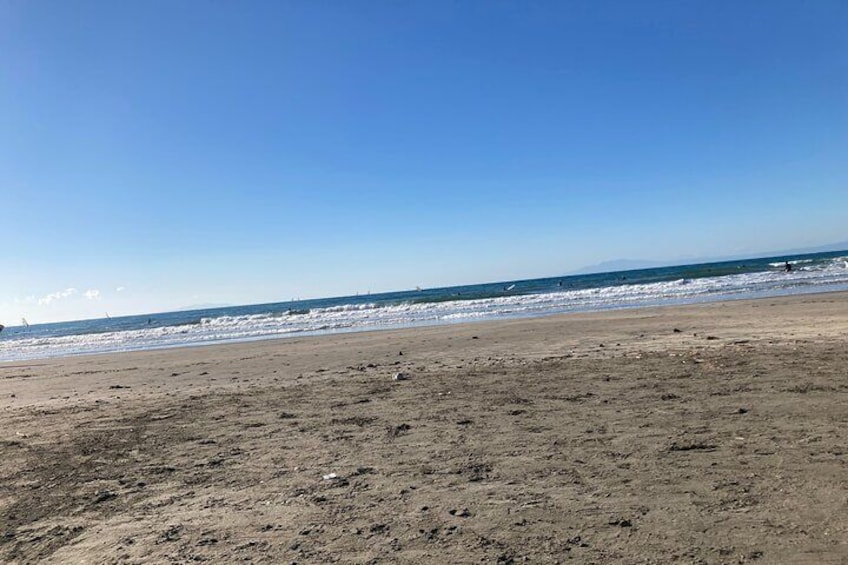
[2,0,846,323]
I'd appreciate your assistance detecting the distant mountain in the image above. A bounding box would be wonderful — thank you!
[572,240,848,276]
[178,302,233,312]
[570,259,669,275]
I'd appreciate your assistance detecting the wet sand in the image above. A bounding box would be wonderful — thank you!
[1,292,847,564]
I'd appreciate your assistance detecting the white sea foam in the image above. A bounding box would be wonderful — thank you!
[768,257,843,269]
[3,258,848,361]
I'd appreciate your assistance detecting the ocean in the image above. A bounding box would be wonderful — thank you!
[2,250,848,362]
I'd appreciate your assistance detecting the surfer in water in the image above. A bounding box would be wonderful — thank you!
[784,261,793,273]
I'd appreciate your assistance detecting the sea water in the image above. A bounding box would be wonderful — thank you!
[2,251,847,361]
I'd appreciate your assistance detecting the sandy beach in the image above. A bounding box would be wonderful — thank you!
[1,292,847,564]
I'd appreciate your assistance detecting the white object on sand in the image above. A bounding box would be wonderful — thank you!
[393,372,408,381]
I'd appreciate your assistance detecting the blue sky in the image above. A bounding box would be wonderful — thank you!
[2,0,846,323]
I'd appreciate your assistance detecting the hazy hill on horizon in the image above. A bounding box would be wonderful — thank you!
[572,240,848,276]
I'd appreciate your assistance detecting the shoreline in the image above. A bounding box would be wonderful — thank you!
[1,291,847,563]
[4,287,848,366]
[3,291,848,410]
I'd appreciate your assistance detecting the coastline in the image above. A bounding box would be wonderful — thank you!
[2,291,847,563]
[5,249,848,363]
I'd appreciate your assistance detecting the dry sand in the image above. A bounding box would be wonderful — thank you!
[1,293,847,564]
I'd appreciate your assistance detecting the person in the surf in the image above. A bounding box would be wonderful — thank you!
[784,261,793,273]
